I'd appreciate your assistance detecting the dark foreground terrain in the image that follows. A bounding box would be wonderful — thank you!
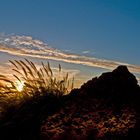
[0,65,140,140]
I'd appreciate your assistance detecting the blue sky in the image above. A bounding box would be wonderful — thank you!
[0,0,140,86]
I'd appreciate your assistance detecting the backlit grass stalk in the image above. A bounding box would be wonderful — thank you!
[0,59,74,98]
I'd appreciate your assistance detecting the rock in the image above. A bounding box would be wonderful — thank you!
[78,66,139,103]
[41,65,140,140]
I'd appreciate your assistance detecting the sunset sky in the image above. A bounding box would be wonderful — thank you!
[0,0,140,87]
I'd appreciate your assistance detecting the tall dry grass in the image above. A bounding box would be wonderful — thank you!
[0,59,74,113]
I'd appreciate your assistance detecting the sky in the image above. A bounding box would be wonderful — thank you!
[0,0,140,87]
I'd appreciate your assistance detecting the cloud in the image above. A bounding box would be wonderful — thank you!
[0,35,140,75]
[82,50,90,54]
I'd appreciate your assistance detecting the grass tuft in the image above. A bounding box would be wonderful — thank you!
[0,59,74,114]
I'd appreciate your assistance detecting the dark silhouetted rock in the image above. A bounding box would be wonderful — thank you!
[78,65,140,108]
[41,65,140,140]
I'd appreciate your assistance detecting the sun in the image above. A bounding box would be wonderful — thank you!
[16,81,24,92]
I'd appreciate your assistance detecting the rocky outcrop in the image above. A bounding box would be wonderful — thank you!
[41,66,140,140]
[78,66,140,107]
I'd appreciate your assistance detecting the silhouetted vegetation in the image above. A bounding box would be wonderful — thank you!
[0,61,140,140]
[0,60,74,139]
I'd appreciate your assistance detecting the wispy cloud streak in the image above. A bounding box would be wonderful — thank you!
[0,35,140,74]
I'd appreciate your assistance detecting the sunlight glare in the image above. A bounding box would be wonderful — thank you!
[16,81,24,92]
